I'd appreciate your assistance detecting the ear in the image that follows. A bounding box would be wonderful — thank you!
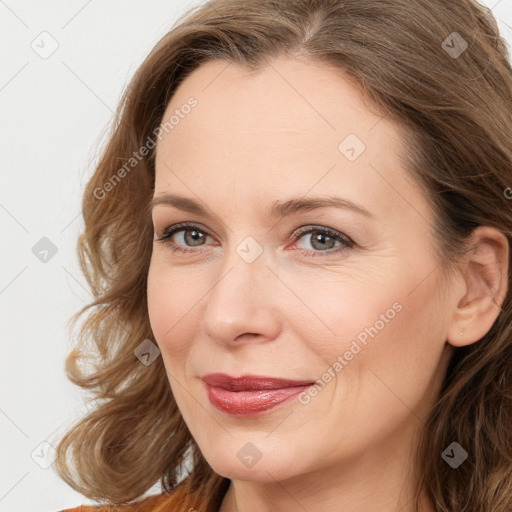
[447,226,509,347]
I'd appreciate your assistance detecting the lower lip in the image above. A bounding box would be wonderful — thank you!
[203,382,313,416]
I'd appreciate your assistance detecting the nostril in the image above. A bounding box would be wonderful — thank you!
[234,332,260,342]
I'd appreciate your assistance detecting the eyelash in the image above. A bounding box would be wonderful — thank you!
[154,222,354,258]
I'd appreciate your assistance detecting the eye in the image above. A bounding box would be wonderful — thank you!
[290,226,354,257]
[154,222,354,257]
[154,222,213,254]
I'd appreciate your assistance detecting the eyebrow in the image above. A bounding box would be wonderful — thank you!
[150,193,374,219]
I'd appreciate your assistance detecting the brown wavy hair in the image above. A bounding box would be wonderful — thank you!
[53,0,512,510]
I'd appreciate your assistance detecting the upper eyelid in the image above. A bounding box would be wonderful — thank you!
[156,222,354,246]
[155,222,214,239]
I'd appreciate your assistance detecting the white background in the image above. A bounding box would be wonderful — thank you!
[1,1,511,511]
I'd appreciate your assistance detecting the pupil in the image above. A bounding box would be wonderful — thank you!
[187,229,203,245]
[313,232,334,250]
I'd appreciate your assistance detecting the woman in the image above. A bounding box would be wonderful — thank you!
[57,0,512,511]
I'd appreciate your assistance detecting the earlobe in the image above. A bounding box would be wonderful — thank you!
[447,226,509,348]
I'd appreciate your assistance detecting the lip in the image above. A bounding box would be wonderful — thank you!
[201,373,315,416]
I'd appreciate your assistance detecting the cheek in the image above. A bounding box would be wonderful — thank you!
[338,273,450,413]
[146,261,196,364]
[313,268,446,386]
[290,274,404,364]
[147,263,168,340]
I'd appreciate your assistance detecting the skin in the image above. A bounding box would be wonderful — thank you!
[147,56,509,512]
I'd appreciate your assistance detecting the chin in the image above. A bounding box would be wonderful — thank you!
[209,459,296,483]
[201,440,303,483]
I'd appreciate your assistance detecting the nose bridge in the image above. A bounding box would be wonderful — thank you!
[201,238,280,344]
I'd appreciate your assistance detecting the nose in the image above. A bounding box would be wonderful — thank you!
[201,247,281,347]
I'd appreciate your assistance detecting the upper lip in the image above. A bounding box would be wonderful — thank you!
[201,373,315,391]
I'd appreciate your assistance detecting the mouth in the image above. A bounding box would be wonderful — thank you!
[201,373,316,416]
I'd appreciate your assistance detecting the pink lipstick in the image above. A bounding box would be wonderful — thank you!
[201,373,314,417]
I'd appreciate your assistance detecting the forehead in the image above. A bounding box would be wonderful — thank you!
[157,56,392,158]
[153,56,429,225]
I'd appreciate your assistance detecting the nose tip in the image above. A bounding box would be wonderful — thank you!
[200,260,281,347]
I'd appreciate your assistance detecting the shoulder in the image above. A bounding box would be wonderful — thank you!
[59,487,194,512]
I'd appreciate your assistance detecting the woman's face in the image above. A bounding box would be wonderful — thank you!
[147,56,457,483]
